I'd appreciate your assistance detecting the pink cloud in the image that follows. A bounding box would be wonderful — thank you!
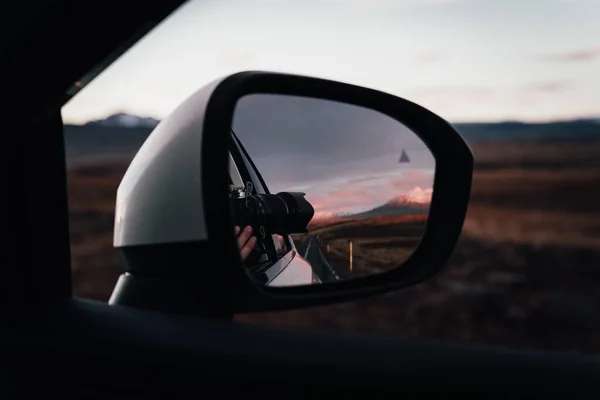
[403,170,428,181]
[538,47,600,63]
[327,189,368,198]
[309,193,378,214]
[387,172,434,192]
[312,210,341,220]
[299,169,435,219]
[344,175,381,185]
[345,170,432,187]
[407,186,433,203]
[308,182,433,217]
[417,52,445,64]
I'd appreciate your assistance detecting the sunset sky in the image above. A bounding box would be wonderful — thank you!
[61,0,599,218]
[303,169,434,219]
[62,0,600,125]
[231,94,436,216]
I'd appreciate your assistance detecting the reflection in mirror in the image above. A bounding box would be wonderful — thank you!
[229,94,435,287]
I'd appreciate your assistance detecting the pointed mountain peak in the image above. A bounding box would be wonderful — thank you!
[399,150,410,163]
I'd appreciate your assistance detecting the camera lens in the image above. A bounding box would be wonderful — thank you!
[249,192,314,235]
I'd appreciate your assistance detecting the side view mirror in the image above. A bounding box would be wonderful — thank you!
[229,96,436,288]
[109,71,473,317]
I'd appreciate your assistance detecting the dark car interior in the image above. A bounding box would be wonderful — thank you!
[3,1,600,396]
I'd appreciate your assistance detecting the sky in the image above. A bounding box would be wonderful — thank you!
[297,170,434,219]
[232,94,435,217]
[61,0,600,125]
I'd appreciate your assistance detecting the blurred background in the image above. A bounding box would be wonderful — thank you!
[63,0,600,354]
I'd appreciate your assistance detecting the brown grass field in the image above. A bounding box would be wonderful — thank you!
[293,214,429,278]
[68,140,600,355]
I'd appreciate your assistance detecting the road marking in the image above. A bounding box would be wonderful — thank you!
[303,237,339,280]
[303,239,312,259]
[317,246,340,280]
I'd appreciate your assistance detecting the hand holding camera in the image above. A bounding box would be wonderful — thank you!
[229,185,314,264]
[235,225,257,261]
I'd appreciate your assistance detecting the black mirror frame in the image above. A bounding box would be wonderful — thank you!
[201,71,473,313]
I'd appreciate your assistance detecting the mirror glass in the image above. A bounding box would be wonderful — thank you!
[229,94,435,287]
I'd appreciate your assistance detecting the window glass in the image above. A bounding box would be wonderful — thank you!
[63,0,600,355]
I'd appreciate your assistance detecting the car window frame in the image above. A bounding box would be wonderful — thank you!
[230,130,269,194]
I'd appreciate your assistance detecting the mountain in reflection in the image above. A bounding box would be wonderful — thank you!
[334,195,430,220]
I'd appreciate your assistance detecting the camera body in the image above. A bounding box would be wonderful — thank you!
[229,184,315,265]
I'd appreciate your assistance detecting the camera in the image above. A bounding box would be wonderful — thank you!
[229,183,315,264]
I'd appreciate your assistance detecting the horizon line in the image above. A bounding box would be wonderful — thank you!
[62,111,600,127]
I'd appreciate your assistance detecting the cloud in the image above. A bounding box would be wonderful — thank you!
[417,52,445,64]
[406,186,433,203]
[345,175,383,185]
[522,81,571,93]
[538,47,600,63]
[409,87,495,108]
[390,179,425,191]
[310,182,434,215]
[342,170,433,191]
[283,184,312,192]
[402,170,430,181]
[413,87,494,98]
[309,191,379,214]
[327,189,369,198]
[313,210,340,220]
[305,169,434,216]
